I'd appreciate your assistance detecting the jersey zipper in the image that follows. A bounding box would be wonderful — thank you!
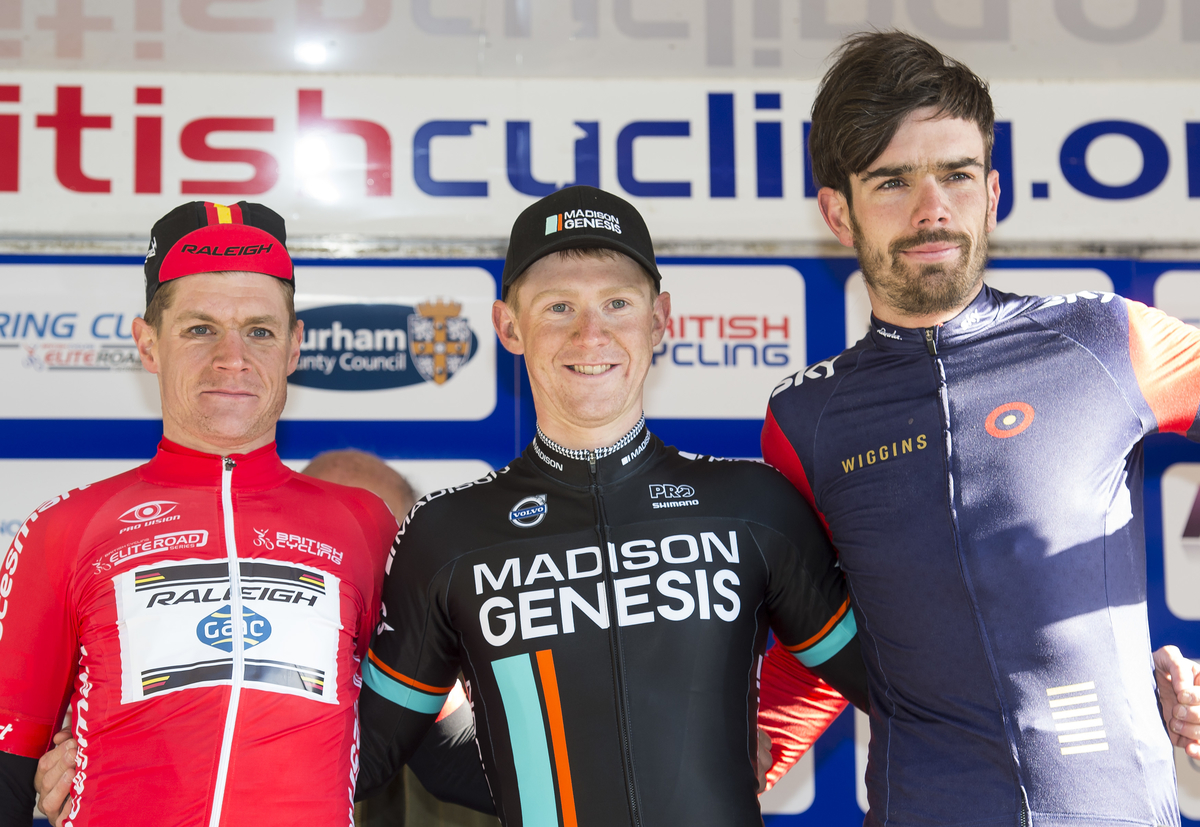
[588,451,644,827]
[209,456,246,827]
[925,330,1028,819]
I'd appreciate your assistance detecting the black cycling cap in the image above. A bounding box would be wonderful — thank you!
[500,186,662,300]
[144,201,291,308]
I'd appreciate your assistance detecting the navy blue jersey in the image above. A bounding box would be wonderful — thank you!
[761,285,1200,827]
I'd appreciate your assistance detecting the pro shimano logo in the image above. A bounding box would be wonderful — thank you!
[649,484,695,499]
[509,495,548,528]
[648,483,699,509]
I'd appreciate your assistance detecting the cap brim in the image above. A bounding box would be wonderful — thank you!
[503,233,661,297]
[159,224,293,284]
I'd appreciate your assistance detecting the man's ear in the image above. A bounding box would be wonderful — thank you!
[985,168,1001,233]
[492,300,524,355]
[286,319,304,376]
[132,316,160,375]
[817,186,856,249]
[651,291,671,348]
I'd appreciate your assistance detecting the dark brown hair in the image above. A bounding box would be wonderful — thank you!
[144,273,297,331]
[810,30,995,197]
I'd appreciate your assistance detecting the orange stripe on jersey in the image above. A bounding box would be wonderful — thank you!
[535,649,578,827]
[1127,300,1200,435]
[784,596,850,652]
[366,649,455,695]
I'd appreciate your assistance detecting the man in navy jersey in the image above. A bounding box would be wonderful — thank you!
[760,30,1200,827]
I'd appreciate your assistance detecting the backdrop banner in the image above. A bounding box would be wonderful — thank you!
[1,73,1199,244]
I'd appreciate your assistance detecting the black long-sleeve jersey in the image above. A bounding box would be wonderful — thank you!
[356,418,866,827]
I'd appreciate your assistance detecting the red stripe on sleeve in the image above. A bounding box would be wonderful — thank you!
[762,408,831,537]
[1128,300,1200,435]
[203,202,219,225]
[757,640,849,789]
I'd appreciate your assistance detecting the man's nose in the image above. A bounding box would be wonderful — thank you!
[212,331,249,370]
[911,177,952,229]
[573,308,609,344]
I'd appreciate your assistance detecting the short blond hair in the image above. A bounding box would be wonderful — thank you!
[144,272,297,331]
[505,247,657,316]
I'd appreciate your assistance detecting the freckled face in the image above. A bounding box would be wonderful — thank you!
[133,272,301,453]
[495,254,669,435]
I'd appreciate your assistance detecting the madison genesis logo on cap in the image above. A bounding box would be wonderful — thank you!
[144,201,292,307]
[501,186,660,300]
[544,209,621,236]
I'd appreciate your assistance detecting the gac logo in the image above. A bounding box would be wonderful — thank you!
[649,484,695,499]
[118,500,179,524]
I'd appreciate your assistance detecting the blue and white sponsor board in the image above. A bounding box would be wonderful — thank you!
[2,73,1200,246]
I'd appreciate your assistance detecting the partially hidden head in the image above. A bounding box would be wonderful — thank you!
[811,31,1000,322]
[134,201,302,455]
[302,449,416,519]
[493,186,671,441]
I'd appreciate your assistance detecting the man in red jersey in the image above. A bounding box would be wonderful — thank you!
[0,202,398,827]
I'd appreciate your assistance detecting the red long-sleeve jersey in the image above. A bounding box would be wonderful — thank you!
[0,439,396,827]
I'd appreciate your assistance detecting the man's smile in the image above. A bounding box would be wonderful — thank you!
[568,364,617,376]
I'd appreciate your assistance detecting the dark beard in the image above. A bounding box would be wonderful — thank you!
[854,223,989,318]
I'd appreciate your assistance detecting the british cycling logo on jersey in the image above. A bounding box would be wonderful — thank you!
[509,495,547,528]
[985,402,1036,439]
[291,301,478,391]
[116,500,181,533]
[196,605,272,653]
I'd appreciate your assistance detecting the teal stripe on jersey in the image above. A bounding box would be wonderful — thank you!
[793,608,858,667]
[492,654,558,827]
[362,661,448,714]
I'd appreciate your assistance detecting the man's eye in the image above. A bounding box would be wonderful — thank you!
[879,179,904,190]
[550,303,568,313]
[188,325,211,335]
[248,328,273,338]
[611,299,628,309]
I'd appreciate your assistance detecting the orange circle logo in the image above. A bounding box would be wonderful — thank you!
[985,402,1035,438]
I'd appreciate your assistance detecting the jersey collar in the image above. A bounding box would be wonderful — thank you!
[140,438,294,490]
[526,414,658,487]
[867,284,1013,352]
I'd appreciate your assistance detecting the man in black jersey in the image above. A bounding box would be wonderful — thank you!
[354,186,869,827]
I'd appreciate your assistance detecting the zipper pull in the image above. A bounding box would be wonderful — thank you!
[924,327,938,356]
[223,456,236,472]
[588,451,596,473]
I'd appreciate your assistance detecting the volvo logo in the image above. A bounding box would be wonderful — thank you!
[508,494,548,528]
